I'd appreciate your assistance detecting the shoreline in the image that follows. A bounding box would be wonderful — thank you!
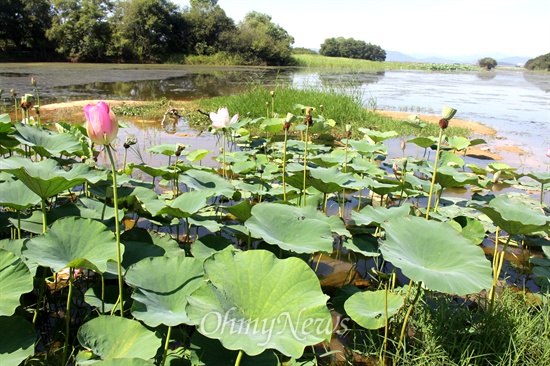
[39,100,530,164]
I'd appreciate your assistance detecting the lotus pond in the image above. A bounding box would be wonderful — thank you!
[1,71,550,365]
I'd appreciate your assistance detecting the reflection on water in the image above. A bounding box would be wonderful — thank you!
[1,63,548,171]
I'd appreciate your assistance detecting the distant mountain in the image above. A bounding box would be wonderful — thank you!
[385,50,531,66]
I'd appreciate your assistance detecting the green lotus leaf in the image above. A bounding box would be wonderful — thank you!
[522,172,550,185]
[223,199,253,222]
[126,256,204,327]
[160,189,211,218]
[453,216,486,245]
[348,158,386,176]
[343,234,379,257]
[365,178,402,196]
[380,216,493,295]
[147,143,189,156]
[0,239,37,276]
[447,136,471,151]
[231,160,256,174]
[0,315,36,365]
[261,118,284,133]
[189,332,279,365]
[357,128,398,143]
[438,151,465,168]
[407,136,437,149]
[12,122,81,156]
[77,316,162,361]
[118,228,184,271]
[180,169,236,199]
[191,234,234,261]
[308,166,361,193]
[0,156,105,199]
[0,179,40,211]
[472,195,550,235]
[23,217,119,273]
[94,359,154,365]
[128,163,178,181]
[348,139,387,155]
[0,249,34,315]
[351,203,411,227]
[244,203,333,253]
[186,249,332,358]
[186,148,212,163]
[466,163,487,175]
[435,166,478,188]
[344,290,404,329]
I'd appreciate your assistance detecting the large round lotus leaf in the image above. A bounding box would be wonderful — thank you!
[179,169,236,199]
[351,203,411,227]
[523,172,550,185]
[435,166,478,188]
[344,290,404,329]
[380,216,492,295]
[0,315,36,365]
[472,194,550,235]
[0,156,105,199]
[12,122,82,156]
[125,256,204,327]
[244,202,333,253]
[23,217,119,273]
[308,166,361,193]
[94,359,154,365]
[186,249,332,358]
[357,128,398,143]
[0,179,40,211]
[77,316,161,361]
[159,189,211,218]
[0,249,33,316]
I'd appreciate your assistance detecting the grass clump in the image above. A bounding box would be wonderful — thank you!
[185,85,469,137]
[346,288,550,366]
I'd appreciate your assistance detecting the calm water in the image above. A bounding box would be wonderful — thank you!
[1,63,549,171]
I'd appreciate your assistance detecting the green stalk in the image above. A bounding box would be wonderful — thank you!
[302,123,309,206]
[62,268,74,366]
[235,350,243,366]
[34,86,41,124]
[32,199,49,324]
[222,133,227,179]
[398,281,422,351]
[382,284,389,363]
[425,127,444,219]
[282,128,288,201]
[161,326,172,366]
[106,145,124,317]
[540,183,545,207]
[13,96,18,122]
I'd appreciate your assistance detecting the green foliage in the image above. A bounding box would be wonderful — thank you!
[478,57,498,70]
[221,11,295,66]
[109,0,184,62]
[525,52,550,71]
[320,37,386,61]
[292,47,318,55]
[46,0,113,61]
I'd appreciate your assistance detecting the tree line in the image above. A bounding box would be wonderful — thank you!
[1,0,296,65]
[1,0,387,65]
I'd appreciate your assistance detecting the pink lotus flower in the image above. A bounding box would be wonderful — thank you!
[84,101,118,145]
[209,107,238,129]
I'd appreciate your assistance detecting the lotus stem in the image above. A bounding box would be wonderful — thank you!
[282,128,288,201]
[235,350,244,366]
[398,281,422,351]
[222,133,226,179]
[541,183,545,207]
[34,86,41,125]
[62,268,74,366]
[302,123,309,206]
[382,284,389,363]
[13,96,18,122]
[161,325,172,366]
[425,127,444,219]
[106,145,124,317]
[489,228,511,311]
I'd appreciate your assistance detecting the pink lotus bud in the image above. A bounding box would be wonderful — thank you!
[401,139,406,150]
[209,107,238,129]
[84,101,118,145]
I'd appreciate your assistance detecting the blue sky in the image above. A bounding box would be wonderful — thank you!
[174,0,550,58]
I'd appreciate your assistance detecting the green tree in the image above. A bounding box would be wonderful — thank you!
[109,0,184,62]
[47,0,113,61]
[182,0,235,55]
[524,52,550,71]
[478,57,498,70]
[222,11,294,65]
[0,0,27,48]
[320,37,385,61]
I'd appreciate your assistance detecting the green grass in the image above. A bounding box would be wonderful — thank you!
[184,85,469,137]
[344,288,550,366]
